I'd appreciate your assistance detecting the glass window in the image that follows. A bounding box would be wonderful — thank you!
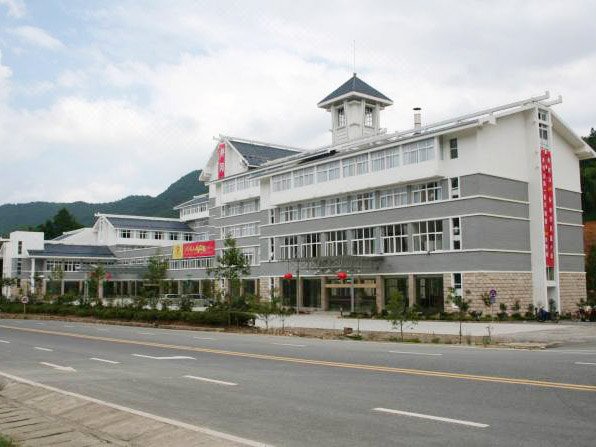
[154,231,163,240]
[365,106,374,127]
[453,273,462,296]
[139,230,148,239]
[412,182,442,204]
[302,233,321,258]
[325,197,349,216]
[452,217,461,250]
[272,173,292,192]
[450,177,460,199]
[184,233,193,242]
[412,220,443,252]
[223,179,236,194]
[371,148,399,172]
[379,187,408,208]
[403,138,434,165]
[300,202,323,220]
[449,138,458,159]
[325,230,348,256]
[17,241,22,255]
[337,107,346,127]
[352,228,375,255]
[280,236,299,260]
[120,229,131,239]
[293,168,315,188]
[539,123,549,143]
[382,224,408,253]
[280,205,299,223]
[343,154,368,177]
[351,192,374,212]
[169,232,179,241]
[316,161,340,183]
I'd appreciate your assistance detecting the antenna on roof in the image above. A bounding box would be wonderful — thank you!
[353,40,356,75]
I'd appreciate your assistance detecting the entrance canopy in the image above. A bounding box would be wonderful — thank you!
[288,255,383,274]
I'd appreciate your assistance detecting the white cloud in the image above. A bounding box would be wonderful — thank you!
[8,26,65,51]
[0,0,595,204]
[0,0,25,18]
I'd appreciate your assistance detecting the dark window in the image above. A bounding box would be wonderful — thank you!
[449,138,458,159]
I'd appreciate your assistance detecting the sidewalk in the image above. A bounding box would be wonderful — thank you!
[0,376,252,447]
[255,313,596,344]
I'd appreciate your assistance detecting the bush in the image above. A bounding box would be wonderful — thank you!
[0,303,255,327]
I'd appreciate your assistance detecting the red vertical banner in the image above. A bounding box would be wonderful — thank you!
[217,142,226,179]
[541,148,555,268]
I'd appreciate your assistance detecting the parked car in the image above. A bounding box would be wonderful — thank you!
[182,294,212,307]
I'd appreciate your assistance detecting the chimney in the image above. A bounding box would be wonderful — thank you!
[413,107,422,130]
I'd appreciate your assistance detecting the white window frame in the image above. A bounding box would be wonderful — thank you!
[302,233,321,258]
[451,217,462,250]
[412,220,443,252]
[352,227,375,255]
[412,182,442,204]
[449,138,458,159]
[381,224,408,254]
[293,167,315,188]
[450,177,460,199]
[351,192,374,212]
[316,161,340,183]
[379,186,408,208]
[120,229,131,239]
[403,138,434,165]
[272,173,292,192]
[325,230,348,256]
[364,105,374,127]
[280,236,299,260]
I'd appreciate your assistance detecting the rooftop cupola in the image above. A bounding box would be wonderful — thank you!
[318,73,393,144]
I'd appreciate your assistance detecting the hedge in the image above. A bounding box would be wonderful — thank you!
[0,303,255,327]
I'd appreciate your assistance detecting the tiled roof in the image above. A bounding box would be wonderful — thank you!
[105,216,193,232]
[29,244,115,258]
[229,140,301,167]
[318,74,392,106]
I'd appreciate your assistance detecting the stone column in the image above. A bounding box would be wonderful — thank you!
[60,280,65,296]
[41,279,47,295]
[98,280,104,300]
[177,280,183,295]
[408,274,416,307]
[320,276,329,310]
[375,275,385,313]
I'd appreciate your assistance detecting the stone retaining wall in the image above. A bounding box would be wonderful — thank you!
[559,272,587,315]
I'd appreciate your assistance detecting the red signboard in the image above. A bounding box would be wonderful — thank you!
[217,142,226,179]
[172,240,215,259]
[541,148,555,268]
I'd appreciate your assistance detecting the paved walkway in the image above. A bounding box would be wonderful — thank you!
[0,377,245,446]
[255,313,574,338]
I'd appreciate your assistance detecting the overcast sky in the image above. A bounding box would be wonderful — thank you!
[0,0,595,204]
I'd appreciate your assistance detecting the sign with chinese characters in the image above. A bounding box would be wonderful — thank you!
[217,142,226,179]
[172,240,215,260]
[541,148,555,268]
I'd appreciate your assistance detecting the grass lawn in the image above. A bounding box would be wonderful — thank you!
[0,435,16,447]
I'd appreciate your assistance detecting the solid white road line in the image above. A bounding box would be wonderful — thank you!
[272,343,306,347]
[575,362,596,366]
[34,347,53,352]
[0,340,10,344]
[193,336,216,340]
[184,375,238,386]
[0,370,271,447]
[64,325,76,328]
[39,362,76,372]
[139,332,154,335]
[90,358,120,364]
[388,351,443,357]
[34,322,46,325]
[373,408,489,428]
[132,354,196,360]
[95,328,108,332]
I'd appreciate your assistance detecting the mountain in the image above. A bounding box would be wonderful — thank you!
[0,170,207,236]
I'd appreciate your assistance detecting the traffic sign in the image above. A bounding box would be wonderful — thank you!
[21,296,29,304]
[489,289,497,304]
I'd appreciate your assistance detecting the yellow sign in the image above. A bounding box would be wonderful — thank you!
[172,244,184,260]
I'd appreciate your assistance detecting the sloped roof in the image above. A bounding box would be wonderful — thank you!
[229,140,301,167]
[105,216,193,232]
[174,194,209,210]
[318,74,392,107]
[29,244,115,259]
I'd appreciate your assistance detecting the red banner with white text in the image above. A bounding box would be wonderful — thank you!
[541,148,555,268]
[172,240,215,260]
[217,142,226,179]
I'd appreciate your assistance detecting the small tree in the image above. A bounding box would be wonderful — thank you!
[207,235,250,306]
[386,290,418,342]
[88,265,106,305]
[49,266,65,296]
[448,287,470,344]
[249,295,280,331]
[144,256,168,309]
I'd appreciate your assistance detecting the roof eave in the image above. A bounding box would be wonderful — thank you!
[317,92,393,109]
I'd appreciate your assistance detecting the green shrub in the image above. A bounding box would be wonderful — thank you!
[0,303,254,327]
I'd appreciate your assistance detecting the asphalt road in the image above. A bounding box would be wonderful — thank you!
[1,319,595,446]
